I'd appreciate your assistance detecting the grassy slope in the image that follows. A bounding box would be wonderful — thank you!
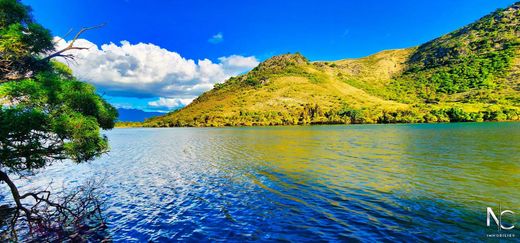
[143,3,520,127]
[145,52,412,127]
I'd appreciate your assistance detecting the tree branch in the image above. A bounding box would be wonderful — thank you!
[52,28,73,45]
[0,169,34,239]
[0,23,106,84]
[1,173,107,240]
[42,23,106,61]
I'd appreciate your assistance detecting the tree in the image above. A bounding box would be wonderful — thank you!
[0,0,117,239]
[0,0,104,82]
[0,0,53,81]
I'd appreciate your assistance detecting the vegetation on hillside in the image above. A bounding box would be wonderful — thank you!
[392,3,520,103]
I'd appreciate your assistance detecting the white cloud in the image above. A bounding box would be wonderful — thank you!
[208,32,223,44]
[218,55,259,73]
[53,37,258,99]
[148,97,194,109]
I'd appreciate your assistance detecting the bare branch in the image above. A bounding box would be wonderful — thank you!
[70,23,106,44]
[43,23,106,61]
[52,28,74,45]
[1,175,108,241]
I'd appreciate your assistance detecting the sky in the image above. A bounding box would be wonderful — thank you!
[23,0,518,112]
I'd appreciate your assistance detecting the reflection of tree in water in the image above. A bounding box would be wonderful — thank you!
[0,179,110,242]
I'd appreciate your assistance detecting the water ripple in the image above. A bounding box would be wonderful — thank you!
[1,123,519,241]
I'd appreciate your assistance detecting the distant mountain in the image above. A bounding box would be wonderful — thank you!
[117,108,164,122]
[144,3,520,127]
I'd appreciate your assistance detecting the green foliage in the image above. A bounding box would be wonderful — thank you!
[1,65,117,173]
[0,0,30,28]
[115,121,142,128]
[213,82,225,89]
[0,0,117,174]
[143,102,519,127]
[337,106,364,124]
[402,47,516,95]
[400,3,520,97]
[0,0,54,80]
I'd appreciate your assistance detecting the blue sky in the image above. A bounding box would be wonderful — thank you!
[23,0,517,112]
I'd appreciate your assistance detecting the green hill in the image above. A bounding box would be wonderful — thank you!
[143,3,520,127]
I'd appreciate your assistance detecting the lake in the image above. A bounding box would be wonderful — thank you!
[2,122,519,241]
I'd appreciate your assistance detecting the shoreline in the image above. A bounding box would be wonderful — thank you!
[114,120,520,129]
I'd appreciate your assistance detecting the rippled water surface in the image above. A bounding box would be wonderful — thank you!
[2,122,520,241]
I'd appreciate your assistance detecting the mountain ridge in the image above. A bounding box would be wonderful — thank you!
[141,3,520,127]
[117,108,165,122]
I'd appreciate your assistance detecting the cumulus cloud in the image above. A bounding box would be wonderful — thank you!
[53,37,258,99]
[208,32,223,44]
[148,97,194,110]
[218,55,259,73]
